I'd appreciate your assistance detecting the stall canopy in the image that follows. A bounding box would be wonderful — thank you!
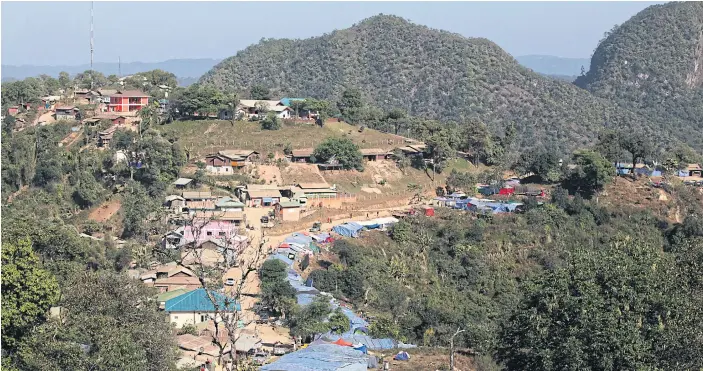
[332,222,364,238]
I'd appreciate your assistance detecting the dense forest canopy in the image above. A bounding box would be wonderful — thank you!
[575,2,703,149]
[199,14,703,153]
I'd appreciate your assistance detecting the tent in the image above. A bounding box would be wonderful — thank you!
[261,343,367,371]
[333,338,353,347]
[353,344,368,354]
[333,222,364,238]
[367,355,378,369]
[393,351,410,361]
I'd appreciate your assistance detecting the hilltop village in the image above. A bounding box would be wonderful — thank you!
[3,4,703,371]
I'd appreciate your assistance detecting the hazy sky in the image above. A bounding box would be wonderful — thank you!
[2,1,661,66]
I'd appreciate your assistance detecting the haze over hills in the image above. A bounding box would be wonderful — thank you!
[1,55,586,82]
[199,14,701,152]
[514,55,590,77]
[1,58,222,85]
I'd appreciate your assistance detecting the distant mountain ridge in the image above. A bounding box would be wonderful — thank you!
[1,58,222,83]
[515,55,590,77]
[198,14,703,152]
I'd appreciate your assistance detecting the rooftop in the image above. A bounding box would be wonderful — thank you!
[173,178,193,186]
[291,148,314,157]
[247,189,283,199]
[219,149,258,158]
[164,288,240,312]
[112,89,150,98]
[297,182,331,189]
[238,100,282,109]
[360,148,389,156]
[182,191,214,200]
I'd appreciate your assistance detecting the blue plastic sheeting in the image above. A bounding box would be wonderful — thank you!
[285,236,312,246]
[322,334,396,351]
[617,168,631,175]
[261,343,367,371]
[268,254,294,266]
[297,293,318,306]
[332,222,364,238]
[651,170,662,177]
[678,170,689,177]
[312,232,332,242]
[291,233,314,242]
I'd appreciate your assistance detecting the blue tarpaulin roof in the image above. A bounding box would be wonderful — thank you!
[332,222,364,238]
[164,288,240,312]
[268,254,294,266]
[261,343,367,371]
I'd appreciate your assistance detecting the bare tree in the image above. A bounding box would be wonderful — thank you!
[155,212,268,370]
[449,327,466,371]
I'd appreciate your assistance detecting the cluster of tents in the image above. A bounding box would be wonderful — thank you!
[331,217,400,238]
[435,195,524,214]
[277,232,333,256]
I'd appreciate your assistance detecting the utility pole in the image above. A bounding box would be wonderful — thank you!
[118,56,121,77]
[90,1,94,90]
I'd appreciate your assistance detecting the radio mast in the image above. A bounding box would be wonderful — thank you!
[90,1,94,89]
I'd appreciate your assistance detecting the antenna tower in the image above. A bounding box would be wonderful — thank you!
[90,1,94,89]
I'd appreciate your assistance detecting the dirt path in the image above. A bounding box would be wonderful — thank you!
[88,199,121,222]
[256,164,283,185]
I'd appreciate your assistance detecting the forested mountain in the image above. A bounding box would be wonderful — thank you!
[575,2,703,148]
[199,15,702,152]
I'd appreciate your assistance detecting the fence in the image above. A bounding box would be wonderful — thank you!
[179,137,414,160]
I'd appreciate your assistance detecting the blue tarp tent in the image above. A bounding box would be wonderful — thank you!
[678,170,689,177]
[333,222,364,238]
[394,351,410,361]
[261,343,367,371]
[268,253,294,266]
[353,344,368,354]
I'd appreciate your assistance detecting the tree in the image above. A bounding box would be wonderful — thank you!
[425,133,454,179]
[620,132,653,169]
[15,270,178,371]
[250,85,271,100]
[462,120,495,166]
[497,237,702,370]
[287,297,335,340]
[58,71,71,91]
[1,239,60,350]
[313,137,363,171]
[513,146,562,183]
[564,150,615,198]
[338,88,364,123]
[446,169,477,194]
[112,129,138,150]
[72,170,104,208]
[261,112,281,130]
[121,181,156,239]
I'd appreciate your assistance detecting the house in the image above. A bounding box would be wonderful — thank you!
[244,189,282,207]
[276,201,302,222]
[204,150,258,174]
[182,191,215,202]
[173,178,193,189]
[290,148,315,163]
[56,106,79,121]
[107,90,150,113]
[74,89,91,104]
[164,288,241,328]
[193,210,245,226]
[161,220,246,250]
[215,197,245,212]
[141,265,201,293]
[219,150,259,163]
[98,126,117,147]
[294,183,338,198]
[236,100,289,118]
[157,99,169,114]
[165,195,186,213]
[157,288,191,310]
[7,106,19,116]
[205,153,240,174]
[177,325,261,366]
[680,164,703,178]
[360,148,391,161]
[185,199,216,213]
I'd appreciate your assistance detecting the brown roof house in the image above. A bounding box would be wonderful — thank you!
[360,148,391,161]
[290,148,315,163]
[56,106,79,121]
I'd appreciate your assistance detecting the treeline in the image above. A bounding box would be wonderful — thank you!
[1,117,186,370]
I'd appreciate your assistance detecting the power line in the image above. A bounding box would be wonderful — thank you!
[90,1,94,89]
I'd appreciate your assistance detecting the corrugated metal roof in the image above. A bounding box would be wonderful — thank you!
[157,288,192,303]
[164,288,240,312]
[291,148,314,157]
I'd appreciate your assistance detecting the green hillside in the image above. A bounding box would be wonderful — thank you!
[575,2,703,148]
[199,15,703,153]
